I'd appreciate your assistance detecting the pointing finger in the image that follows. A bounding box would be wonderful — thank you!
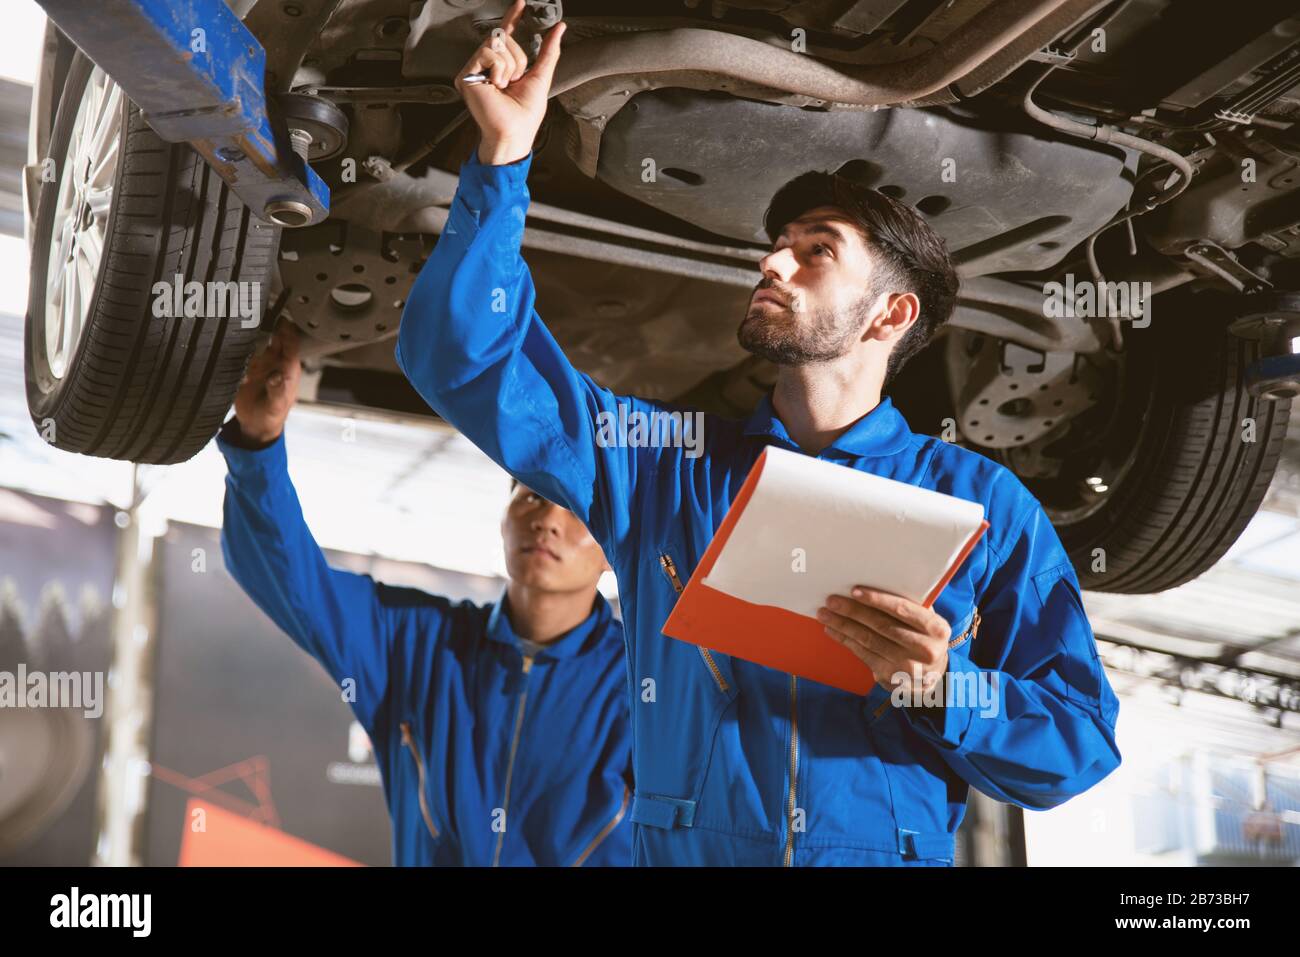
[499,0,526,36]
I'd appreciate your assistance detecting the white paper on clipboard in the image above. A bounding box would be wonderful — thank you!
[701,446,986,618]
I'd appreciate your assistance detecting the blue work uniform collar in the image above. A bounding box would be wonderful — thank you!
[743,390,914,458]
[485,584,614,660]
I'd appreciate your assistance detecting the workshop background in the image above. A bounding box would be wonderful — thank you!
[2,3,1300,867]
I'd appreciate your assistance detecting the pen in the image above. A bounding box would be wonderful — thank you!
[461,72,491,85]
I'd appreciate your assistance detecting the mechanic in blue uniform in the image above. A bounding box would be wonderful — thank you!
[396,1,1121,866]
[218,323,632,866]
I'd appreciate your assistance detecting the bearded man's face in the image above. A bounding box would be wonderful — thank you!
[739,205,884,365]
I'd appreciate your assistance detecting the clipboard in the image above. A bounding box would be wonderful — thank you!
[661,447,989,695]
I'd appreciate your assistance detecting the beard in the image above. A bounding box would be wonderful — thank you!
[737,287,874,365]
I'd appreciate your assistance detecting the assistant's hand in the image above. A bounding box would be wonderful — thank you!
[234,323,302,445]
[817,587,951,693]
[455,0,565,165]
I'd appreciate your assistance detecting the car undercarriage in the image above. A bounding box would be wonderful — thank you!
[23,0,1300,591]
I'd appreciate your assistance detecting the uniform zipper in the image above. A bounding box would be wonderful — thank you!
[399,721,439,840]
[783,674,799,867]
[949,610,981,650]
[659,552,685,594]
[570,784,631,867]
[659,552,729,694]
[492,653,534,867]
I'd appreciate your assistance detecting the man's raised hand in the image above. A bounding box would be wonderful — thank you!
[455,0,565,166]
[234,323,302,445]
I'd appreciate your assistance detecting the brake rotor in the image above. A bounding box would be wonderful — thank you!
[953,336,1100,450]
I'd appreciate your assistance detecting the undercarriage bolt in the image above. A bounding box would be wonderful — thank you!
[289,127,313,162]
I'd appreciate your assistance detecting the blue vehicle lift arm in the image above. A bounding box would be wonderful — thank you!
[36,0,330,227]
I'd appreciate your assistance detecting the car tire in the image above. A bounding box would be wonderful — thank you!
[25,52,279,464]
[1029,293,1291,593]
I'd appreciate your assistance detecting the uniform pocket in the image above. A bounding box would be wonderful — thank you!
[399,720,440,841]
[1031,561,1104,711]
[656,544,735,697]
[570,784,630,867]
[948,607,981,651]
[867,705,963,860]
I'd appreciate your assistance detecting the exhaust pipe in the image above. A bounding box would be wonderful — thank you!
[551,0,1086,107]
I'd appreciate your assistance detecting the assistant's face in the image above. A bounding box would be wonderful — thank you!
[501,484,609,592]
[738,205,882,364]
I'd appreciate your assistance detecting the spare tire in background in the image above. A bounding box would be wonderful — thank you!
[25,52,280,465]
[0,708,93,857]
[1017,290,1291,594]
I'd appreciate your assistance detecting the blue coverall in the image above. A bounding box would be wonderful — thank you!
[218,422,634,866]
[394,149,1122,866]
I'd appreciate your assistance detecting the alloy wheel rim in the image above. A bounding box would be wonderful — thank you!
[44,66,121,380]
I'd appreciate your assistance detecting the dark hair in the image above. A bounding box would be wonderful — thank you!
[763,170,959,385]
